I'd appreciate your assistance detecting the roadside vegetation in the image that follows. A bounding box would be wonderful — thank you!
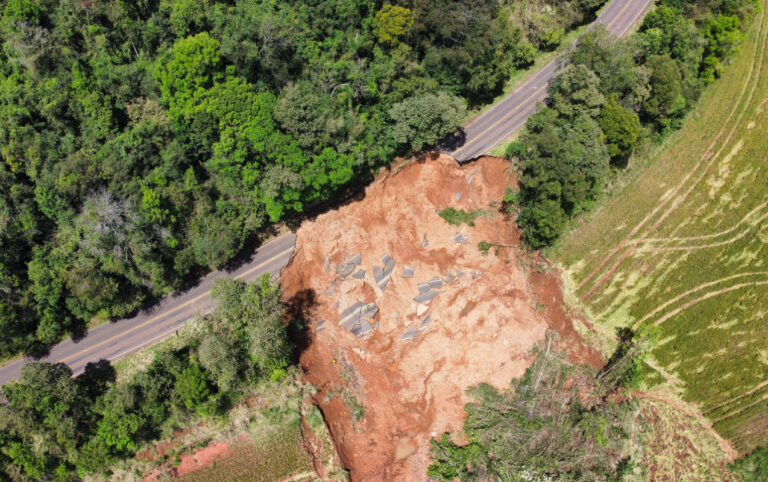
[0,276,308,480]
[0,0,605,359]
[552,0,768,463]
[507,0,755,248]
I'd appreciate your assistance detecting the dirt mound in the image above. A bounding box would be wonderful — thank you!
[281,154,600,480]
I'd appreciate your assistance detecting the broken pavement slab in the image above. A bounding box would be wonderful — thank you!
[401,326,419,341]
[427,277,442,289]
[413,290,441,304]
[419,313,432,331]
[337,253,363,279]
[339,302,379,332]
[349,319,373,338]
[452,232,468,244]
[373,254,396,290]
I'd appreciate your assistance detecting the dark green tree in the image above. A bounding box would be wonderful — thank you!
[174,361,211,411]
[644,55,686,123]
[598,93,643,162]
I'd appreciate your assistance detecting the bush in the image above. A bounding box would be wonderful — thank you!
[730,446,768,481]
[439,208,483,226]
[519,200,567,249]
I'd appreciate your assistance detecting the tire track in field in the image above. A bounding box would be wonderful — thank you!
[704,380,768,415]
[630,201,768,245]
[580,18,768,301]
[649,213,768,251]
[651,280,768,326]
[633,272,768,327]
[712,392,768,424]
[576,8,768,298]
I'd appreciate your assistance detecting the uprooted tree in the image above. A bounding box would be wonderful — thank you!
[428,329,652,481]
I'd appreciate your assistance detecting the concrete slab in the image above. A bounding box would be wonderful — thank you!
[428,277,443,289]
[413,290,440,303]
[453,232,468,244]
[401,327,419,341]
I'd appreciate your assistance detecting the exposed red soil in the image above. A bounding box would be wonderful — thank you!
[136,424,201,462]
[280,154,602,480]
[142,435,248,480]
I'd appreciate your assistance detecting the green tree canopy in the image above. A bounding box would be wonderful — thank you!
[598,93,643,162]
[373,5,414,46]
[389,92,466,151]
[548,64,605,118]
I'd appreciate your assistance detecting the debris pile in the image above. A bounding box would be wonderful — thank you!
[281,154,599,481]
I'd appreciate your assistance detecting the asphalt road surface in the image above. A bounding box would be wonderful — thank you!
[0,0,652,387]
[0,233,296,386]
[446,0,654,162]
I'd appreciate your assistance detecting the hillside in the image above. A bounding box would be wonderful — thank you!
[553,0,768,455]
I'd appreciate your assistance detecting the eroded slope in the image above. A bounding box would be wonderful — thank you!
[281,154,598,480]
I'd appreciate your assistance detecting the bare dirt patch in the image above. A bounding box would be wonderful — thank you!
[281,154,600,480]
[143,440,232,480]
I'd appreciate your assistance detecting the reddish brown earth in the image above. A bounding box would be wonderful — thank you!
[281,154,601,481]
[143,439,238,481]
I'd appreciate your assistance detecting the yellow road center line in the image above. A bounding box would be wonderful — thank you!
[605,0,634,29]
[56,246,294,364]
[452,83,548,157]
[451,0,639,159]
[616,0,650,37]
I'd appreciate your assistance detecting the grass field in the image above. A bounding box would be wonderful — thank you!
[552,0,768,454]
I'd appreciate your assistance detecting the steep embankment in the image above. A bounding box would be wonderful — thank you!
[280,154,600,480]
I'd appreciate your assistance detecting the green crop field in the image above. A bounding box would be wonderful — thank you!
[552,0,768,454]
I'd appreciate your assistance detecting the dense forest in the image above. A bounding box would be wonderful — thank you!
[511,0,755,247]
[0,276,293,479]
[0,0,605,357]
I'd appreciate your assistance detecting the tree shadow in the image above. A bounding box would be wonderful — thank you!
[221,223,284,274]
[438,128,467,153]
[77,359,117,401]
[284,288,317,364]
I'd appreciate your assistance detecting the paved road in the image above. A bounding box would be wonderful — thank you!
[0,233,296,386]
[0,0,652,387]
[446,0,654,162]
